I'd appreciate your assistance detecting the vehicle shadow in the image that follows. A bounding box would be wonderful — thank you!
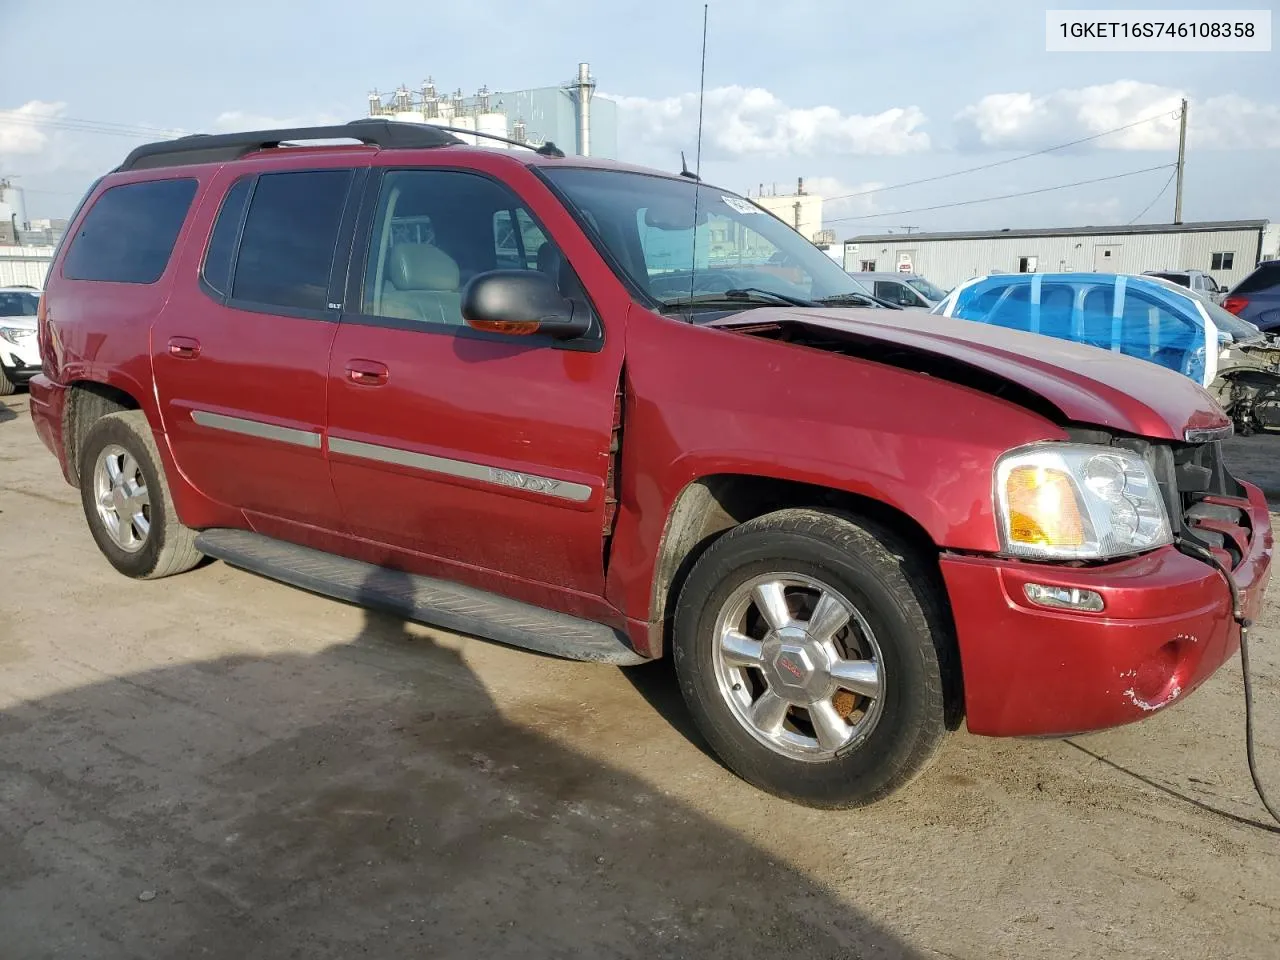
[0,563,930,959]
[0,401,17,425]
[620,657,725,768]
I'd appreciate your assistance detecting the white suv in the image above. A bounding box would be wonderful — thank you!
[1143,270,1226,304]
[0,287,42,395]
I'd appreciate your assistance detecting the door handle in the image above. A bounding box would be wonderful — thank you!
[167,336,201,359]
[345,359,389,386]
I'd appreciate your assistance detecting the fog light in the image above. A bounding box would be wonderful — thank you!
[1023,583,1105,612]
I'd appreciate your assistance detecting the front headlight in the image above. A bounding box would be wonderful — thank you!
[995,444,1172,560]
[0,326,23,345]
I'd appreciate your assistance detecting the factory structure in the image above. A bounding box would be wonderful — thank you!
[366,62,617,158]
[843,220,1279,291]
[748,179,835,249]
[0,178,64,287]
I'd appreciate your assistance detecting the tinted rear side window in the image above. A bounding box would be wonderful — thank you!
[201,177,253,296]
[231,170,353,311]
[62,178,198,283]
[1235,263,1280,295]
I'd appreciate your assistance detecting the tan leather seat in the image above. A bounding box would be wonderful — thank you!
[379,243,463,324]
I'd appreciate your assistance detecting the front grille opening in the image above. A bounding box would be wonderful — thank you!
[1171,440,1251,568]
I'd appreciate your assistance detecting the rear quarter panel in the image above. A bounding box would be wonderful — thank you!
[604,305,1070,624]
[43,170,214,434]
[39,169,244,529]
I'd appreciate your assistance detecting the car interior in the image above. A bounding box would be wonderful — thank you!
[361,171,587,325]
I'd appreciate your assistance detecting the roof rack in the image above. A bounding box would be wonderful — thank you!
[372,119,566,158]
[116,117,567,172]
[114,119,464,172]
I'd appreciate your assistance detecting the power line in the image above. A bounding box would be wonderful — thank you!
[825,109,1181,203]
[11,186,84,196]
[0,111,183,139]
[825,163,1176,224]
[1127,168,1178,224]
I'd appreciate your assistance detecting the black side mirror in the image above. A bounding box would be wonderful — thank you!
[461,270,591,341]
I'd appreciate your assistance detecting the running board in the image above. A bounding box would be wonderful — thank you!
[193,528,647,666]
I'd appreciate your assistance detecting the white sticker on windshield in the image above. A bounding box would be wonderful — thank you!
[721,196,760,214]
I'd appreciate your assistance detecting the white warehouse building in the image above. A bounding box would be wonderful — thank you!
[0,245,53,288]
[843,219,1272,292]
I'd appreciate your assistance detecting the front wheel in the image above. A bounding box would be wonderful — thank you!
[673,508,954,808]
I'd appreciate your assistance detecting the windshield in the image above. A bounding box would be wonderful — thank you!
[542,168,875,314]
[1203,296,1264,341]
[0,291,39,317]
[905,276,946,301]
[1142,275,1261,341]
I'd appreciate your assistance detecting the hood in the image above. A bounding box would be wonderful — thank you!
[0,315,37,330]
[709,307,1229,442]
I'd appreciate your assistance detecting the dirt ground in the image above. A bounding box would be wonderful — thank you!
[2,391,1279,960]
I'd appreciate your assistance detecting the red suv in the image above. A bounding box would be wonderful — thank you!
[29,120,1273,808]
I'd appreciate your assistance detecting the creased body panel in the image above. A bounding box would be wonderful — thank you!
[709,307,1230,441]
[605,307,1071,627]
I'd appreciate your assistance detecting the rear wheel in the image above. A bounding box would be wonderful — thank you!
[78,411,202,579]
[673,508,952,808]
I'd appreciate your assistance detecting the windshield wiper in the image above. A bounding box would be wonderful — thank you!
[814,292,901,309]
[660,287,819,311]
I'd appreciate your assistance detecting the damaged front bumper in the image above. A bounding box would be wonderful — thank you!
[940,480,1272,737]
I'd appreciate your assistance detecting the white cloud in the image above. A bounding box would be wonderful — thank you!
[801,175,885,224]
[612,85,930,160]
[955,81,1280,151]
[0,100,68,156]
[1061,196,1124,224]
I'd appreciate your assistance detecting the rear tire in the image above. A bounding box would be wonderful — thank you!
[672,508,952,808]
[78,411,202,579]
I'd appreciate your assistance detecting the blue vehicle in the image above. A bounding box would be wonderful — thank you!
[1224,260,1280,332]
[932,272,1280,434]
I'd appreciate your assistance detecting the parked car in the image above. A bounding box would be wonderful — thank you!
[848,271,947,309]
[1143,269,1226,304]
[1222,259,1280,332]
[753,254,900,308]
[28,120,1272,809]
[0,286,42,395]
[933,272,1280,435]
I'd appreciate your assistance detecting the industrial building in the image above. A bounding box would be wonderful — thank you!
[0,180,59,286]
[0,178,30,245]
[749,179,831,246]
[366,62,617,158]
[0,245,53,288]
[843,220,1274,291]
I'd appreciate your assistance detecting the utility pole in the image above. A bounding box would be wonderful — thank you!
[1173,98,1188,224]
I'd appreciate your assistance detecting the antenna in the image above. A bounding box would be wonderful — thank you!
[679,150,699,181]
[685,3,709,317]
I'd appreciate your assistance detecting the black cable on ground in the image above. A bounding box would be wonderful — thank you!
[1238,626,1280,824]
[1175,536,1280,826]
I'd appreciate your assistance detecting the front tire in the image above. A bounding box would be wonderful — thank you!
[0,366,15,396]
[673,508,952,808]
[78,411,202,579]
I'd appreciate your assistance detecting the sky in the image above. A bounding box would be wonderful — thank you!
[3,0,1277,238]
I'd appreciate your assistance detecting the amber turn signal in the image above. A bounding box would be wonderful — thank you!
[1005,465,1086,549]
[466,318,541,336]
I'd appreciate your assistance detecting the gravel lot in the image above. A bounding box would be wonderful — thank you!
[2,391,1279,959]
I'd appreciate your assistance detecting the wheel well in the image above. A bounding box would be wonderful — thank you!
[65,381,140,486]
[649,474,963,727]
